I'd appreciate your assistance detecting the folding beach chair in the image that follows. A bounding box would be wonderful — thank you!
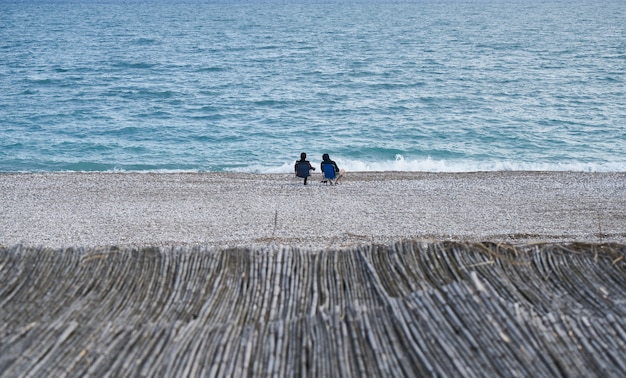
[296,162,312,179]
[321,163,337,185]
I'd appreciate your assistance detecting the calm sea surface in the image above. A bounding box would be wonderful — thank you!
[1,0,625,173]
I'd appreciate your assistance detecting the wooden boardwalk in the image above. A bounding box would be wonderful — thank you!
[1,241,626,377]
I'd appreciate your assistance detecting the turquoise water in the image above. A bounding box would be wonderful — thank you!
[1,0,625,173]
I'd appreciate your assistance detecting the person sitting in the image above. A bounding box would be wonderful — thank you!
[320,153,344,185]
[294,152,315,185]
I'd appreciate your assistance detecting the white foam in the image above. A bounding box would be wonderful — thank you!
[249,155,626,174]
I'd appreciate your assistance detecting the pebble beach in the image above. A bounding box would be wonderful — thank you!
[2,171,626,377]
[1,171,625,249]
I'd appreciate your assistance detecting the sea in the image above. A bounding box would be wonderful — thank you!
[1,0,625,174]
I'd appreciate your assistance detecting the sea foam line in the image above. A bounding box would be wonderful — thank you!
[251,155,626,174]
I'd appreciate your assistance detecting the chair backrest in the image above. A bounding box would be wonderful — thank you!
[296,162,311,178]
[321,163,336,180]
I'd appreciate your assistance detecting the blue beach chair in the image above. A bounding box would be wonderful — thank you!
[295,161,315,185]
[321,163,337,185]
[296,162,312,179]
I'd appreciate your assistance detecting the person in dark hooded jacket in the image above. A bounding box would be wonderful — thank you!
[295,152,315,185]
[320,153,344,184]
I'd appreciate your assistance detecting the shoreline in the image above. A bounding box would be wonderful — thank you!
[1,171,625,249]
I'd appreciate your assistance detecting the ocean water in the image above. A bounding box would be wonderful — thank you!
[1,0,625,173]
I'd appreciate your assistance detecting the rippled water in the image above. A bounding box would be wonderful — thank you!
[1,0,625,172]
